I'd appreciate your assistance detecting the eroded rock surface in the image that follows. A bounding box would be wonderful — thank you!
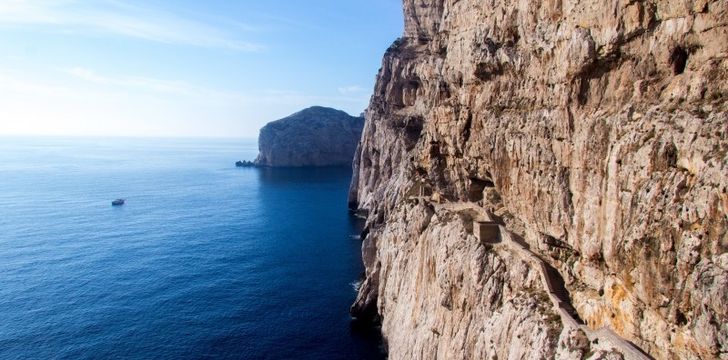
[350,0,727,359]
[254,106,364,167]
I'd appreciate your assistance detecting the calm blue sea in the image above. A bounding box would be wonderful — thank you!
[0,137,383,360]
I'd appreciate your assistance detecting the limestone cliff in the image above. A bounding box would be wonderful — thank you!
[350,1,727,359]
[254,106,364,167]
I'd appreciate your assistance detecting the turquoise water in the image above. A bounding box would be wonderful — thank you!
[0,137,383,359]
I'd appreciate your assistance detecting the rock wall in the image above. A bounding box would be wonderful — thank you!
[254,106,364,167]
[350,0,727,358]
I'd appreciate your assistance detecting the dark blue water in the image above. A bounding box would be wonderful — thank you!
[0,137,383,360]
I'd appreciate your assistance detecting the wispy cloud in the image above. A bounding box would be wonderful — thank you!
[0,0,264,51]
[337,85,368,95]
[65,67,369,108]
[66,67,197,95]
[0,67,369,137]
[251,12,321,31]
[0,69,82,98]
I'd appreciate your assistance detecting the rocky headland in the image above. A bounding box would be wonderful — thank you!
[252,106,364,167]
[349,0,727,359]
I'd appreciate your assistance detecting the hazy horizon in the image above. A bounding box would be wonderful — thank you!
[0,0,402,138]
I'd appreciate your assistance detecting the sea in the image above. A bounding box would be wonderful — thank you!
[0,137,384,360]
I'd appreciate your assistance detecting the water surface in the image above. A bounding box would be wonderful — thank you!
[0,137,382,359]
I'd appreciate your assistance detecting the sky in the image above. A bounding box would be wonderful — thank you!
[0,0,403,138]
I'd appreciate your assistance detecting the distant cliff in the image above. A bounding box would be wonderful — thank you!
[254,106,364,167]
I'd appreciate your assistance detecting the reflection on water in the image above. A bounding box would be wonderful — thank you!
[256,166,354,184]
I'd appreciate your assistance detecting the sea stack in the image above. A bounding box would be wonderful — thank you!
[349,0,727,359]
[254,106,364,167]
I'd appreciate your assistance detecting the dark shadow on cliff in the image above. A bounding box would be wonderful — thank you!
[350,319,388,359]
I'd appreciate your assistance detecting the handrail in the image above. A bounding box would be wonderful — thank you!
[431,201,653,359]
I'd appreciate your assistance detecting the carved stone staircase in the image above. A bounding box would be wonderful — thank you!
[434,201,653,360]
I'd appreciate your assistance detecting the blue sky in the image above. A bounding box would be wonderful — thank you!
[0,0,403,137]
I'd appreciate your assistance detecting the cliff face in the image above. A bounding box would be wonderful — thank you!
[350,1,727,359]
[254,106,364,167]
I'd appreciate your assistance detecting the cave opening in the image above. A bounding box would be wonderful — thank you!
[468,177,495,202]
[676,310,688,326]
[670,47,688,75]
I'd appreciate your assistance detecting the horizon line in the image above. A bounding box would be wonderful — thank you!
[0,133,259,140]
